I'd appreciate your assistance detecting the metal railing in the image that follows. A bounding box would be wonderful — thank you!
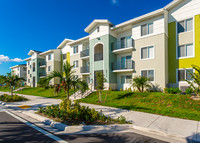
[94,53,103,61]
[39,61,46,67]
[112,39,134,51]
[112,60,133,71]
[80,49,89,58]
[39,73,46,78]
[81,66,90,73]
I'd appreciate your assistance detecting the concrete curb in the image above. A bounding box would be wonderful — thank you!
[22,111,132,133]
[132,125,200,143]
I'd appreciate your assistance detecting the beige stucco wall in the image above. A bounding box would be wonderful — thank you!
[132,33,167,90]
[70,54,82,78]
[178,31,193,46]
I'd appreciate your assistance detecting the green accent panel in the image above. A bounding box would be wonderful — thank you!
[31,58,45,84]
[89,34,117,84]
[94,61,103,70]
[168,22,177,83]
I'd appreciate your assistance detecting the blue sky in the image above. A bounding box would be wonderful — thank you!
[0,0,172,75]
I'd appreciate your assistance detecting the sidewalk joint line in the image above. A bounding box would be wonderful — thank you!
[147,115,161,128]
[196,121,199,139]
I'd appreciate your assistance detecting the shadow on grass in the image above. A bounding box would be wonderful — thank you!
[115,93,133,100]
[115,105,151,111]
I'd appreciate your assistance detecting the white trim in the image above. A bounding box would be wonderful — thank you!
[5,111,68,143]
[176,43,194,59]
[140,68,156,83]
[113,69,134,73]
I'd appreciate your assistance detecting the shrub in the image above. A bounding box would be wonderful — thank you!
[120,88,123,91]
[0,94,28,102]
[166,88,181,94]
[185,88,193,95]
[37,99,128,125]
[128,88,132,92]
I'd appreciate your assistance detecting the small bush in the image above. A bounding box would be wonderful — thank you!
[185,88,193,95]
[0,94,28,102]
[166,88,181,94]
[120,88,123,91]
[164,88,167,93]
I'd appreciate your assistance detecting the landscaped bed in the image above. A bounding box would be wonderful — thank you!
[36,99,128,125]
[15,87,75,99]
[78,91,200,121]
[0,94,28,102]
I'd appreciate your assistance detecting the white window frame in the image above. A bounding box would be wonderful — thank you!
[141,45,155,60]
[178,18,193,34]
[140,69,155,82]
[141,23,153,37]
[176,68,194,83]
[73,46,79,54]
[48,54,52,61]
[176,44,194,59]
[48,66,51,72]
[73,60,78,68]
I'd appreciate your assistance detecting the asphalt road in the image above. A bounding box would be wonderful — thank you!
[0,107,168,143]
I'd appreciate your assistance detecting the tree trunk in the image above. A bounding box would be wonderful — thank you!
[11,86,13,96]
[67,85,70,100]
[99,90,102,102]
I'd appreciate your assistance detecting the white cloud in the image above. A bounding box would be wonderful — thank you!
[111,0,119,5]
[0,55,23,64]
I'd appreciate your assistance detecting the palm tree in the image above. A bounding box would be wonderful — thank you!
[79,80,89,98]
[0,75,6,89]
[47,62,75,100]
[186,65,200,97]
[1,73,25,96]
[132,76,151,93]
[71,76,81,93]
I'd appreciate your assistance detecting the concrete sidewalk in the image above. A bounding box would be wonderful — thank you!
[1,91,199,142]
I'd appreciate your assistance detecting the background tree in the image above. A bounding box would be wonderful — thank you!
[79,80,89,98]
[132,76,151,92]
[96,72,107,102]
[186,65,200,97]
[47,62,75,100]
[38,78,49,89]
[1,73,25,96]
[0,75,6,89]
[71,76,81,93]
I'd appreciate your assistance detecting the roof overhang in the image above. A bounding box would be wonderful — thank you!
[57,39,74,49]
[10,64,26,69]
[84,19,113,33]
[164,0,185,10]
[24,57,31,61]
[68,36,89,46]
[39,50,55,56]
[28,50,41,56]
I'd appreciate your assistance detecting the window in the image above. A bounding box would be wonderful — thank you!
[120,36,133,49]
[141,46,154,59]
[28,70,30,74]
[97,26,100,32]
[178,18,193,33]
[23,67,26,71]
[121,75,132,84]
[48,54,52,61]
[141,23,153,36]
[48,66,51,72]
[73,60,78,68]
[28,79,30,83]
[121,56,132,69]
[141,70,154,81]
[178,44,193,58]
[73,46,78,54]
[30,74,32,78]
[178,69,193,81]
[63,54,66,60]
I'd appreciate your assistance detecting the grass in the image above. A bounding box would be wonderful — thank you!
[0,94,28,102]
[78,91,200,121]
[15,87,76,99]
[0,86,20,92]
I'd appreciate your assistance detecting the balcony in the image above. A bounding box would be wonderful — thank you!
[112,60,134,72]
[39,73,46,78]
[32,68,35,72]
[81,66,90,75]
[39,62,46,68]
[112,39,134,54]
[94,53,103,61]
[80,49,89,59]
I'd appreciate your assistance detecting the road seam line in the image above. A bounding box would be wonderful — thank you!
[5,110,68,143]
[147,115,161,128]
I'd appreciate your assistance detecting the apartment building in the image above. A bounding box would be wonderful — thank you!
[10,64,27,84]
[24,49,61,87]
[20,0,200,91]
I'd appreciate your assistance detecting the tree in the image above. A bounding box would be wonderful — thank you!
[38,78,49,89]
[0,75,6,89]
[1,73,25,96]
[71,76,81,93]
[47,62,75,100]
[96,72,107,102]
[79,80,89,98]
[186,65,200,97]
[132,76,151,93]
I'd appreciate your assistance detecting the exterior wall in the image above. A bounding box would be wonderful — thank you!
[133,33,167,89]
[26,60,31,86]
[89,24,110,40]
[70,53,82,78]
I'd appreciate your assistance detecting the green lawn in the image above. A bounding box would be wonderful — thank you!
[15,87,75,99]
[0,86,20,92]
[78,91,200,121]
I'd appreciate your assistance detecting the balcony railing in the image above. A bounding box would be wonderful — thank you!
[39,61,46,67]
[39,73,46,78]
[81,66,90,74]
[112,60,133,71]
[94,53,103,61]
[112,39,134,51]
[80,49,89,58]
